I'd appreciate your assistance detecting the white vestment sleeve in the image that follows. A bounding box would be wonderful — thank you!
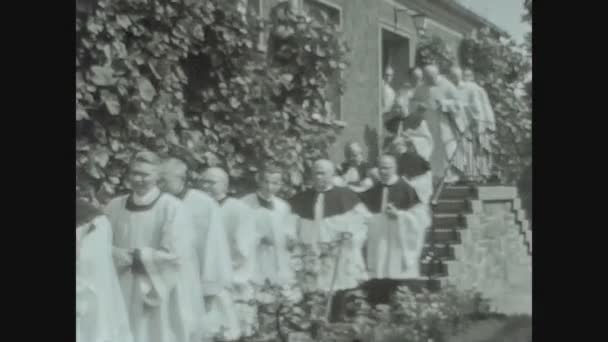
[395,204,432,271]
[77,216,133,342]
[200,203,234,295]
[138,203,185,307]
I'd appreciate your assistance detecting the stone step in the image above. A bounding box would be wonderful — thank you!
[422,244,455,260]
[433,213,464,229]
[426,228,461,244]
[433,199,470,214]
[421,261,448,277]
[438,185,477,200]
[361,278,442,305]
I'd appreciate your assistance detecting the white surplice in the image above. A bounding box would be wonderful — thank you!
[179,189,237,341]
[411,77,468,181]
[77,216,133,342]
[105,188,190,342]
[241,193,297,287]
[467,80,497,177]
[364,177,432,279]
[217,197,260,339]
[294,189,370,292]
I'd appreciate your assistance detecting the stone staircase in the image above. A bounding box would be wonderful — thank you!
[420,184,532,315]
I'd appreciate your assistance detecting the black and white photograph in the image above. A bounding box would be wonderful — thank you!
[75,0,532,341]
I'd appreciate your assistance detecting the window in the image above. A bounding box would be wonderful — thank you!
[381,28,412,95]
[303,0,342,30]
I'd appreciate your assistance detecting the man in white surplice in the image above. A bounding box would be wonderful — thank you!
[201,167,258,339]
[410,64,468,183]
[289,160,370,293]
[241,165,297,287]
[104,151,190,342]
[360,155,432,279]
[448,65,484,180]
[159,158,236,341]
[77,199,133,342]
[464,68,497,180]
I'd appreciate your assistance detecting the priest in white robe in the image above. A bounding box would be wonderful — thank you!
[77,199,133,342]
[104,151,190,342]
[202,167,259,339]
[360,155,432,280]
[411,65,468,183]
[159,158,236,341]
[449,66,484,180]
[241,165,297,287]
[464,68,497,180]
[289,160,370,320]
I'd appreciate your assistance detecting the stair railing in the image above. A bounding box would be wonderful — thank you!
[430,116,496,206]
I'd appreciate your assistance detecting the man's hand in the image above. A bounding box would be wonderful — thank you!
[385,204,399,220]
[286,238,297,252]
[260,236,274,246]
[131,249,145,274]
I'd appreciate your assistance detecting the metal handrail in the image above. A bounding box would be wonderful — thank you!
[430,117,496,206]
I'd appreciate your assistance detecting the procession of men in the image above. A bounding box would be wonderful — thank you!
[76,63,497,342]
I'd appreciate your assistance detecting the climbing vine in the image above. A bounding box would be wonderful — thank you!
[76,0,349,202]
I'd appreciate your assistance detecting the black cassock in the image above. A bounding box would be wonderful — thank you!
[396,151,431,180]
[359,178,420,213]
[289,186,367,322]
[359,178,425,306]
[289,186,361,220]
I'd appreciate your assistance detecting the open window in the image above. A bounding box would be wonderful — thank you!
[381,28,412,94]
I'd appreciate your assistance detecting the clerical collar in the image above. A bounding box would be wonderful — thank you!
[380,175,399,187]
[315,185,334,193]
[256,193,274,210]
[176,186,189,200]
[126,187,162,212]
[216,195,229,206]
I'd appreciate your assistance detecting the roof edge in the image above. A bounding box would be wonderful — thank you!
[434,0,509,37]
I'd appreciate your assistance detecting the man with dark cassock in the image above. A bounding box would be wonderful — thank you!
[289,159,370,320]
[77,199,133,342]
[360,155,432,280]
[201,167,257,339]
[337,142,374,192]
[105,151,190,342]
[159,158,235,341]
[391,136,434,204]
[241,165,297,287]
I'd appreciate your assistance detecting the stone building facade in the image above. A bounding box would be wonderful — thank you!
[254,0,504,162]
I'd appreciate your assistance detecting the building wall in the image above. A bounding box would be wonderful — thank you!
[260,0,480,163]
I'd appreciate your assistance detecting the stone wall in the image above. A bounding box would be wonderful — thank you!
[445,186,532,315]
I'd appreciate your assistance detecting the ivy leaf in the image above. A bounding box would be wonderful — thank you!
[101,90,121,115]
[90,65,116,86]
[230,97,241,109]
[116,15,132,29]
[76,107,89,121]
[137,77,157,102]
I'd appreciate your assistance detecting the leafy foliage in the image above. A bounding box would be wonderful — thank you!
[76,0,348,202]
[459,28,532,184]
[415,34,457,74]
